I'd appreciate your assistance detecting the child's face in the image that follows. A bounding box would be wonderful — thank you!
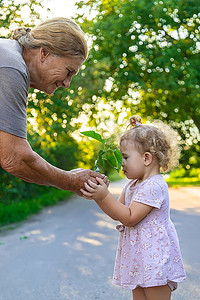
[120,140,145,180]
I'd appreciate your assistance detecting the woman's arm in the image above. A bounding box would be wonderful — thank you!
[0,131,107,195]
[82,178,152,226]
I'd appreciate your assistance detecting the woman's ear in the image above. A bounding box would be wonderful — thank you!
[143,152,152,166]
[40,47,50,62]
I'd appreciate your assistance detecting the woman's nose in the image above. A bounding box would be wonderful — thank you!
[62,77,71,89]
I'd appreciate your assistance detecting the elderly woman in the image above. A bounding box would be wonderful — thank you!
[0,17,107,196]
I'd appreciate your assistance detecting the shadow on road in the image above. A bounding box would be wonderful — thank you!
[170,208,200,300]
[0,180,200,299]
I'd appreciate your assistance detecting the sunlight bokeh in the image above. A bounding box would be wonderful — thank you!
[40,0,77,19]
[15,0,77,23]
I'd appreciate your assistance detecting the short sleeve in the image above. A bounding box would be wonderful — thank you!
[122,180,136,194]
[133,180,164,209]
[0,67,28,139]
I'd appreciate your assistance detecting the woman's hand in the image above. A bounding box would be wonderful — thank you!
[80,177,109,201]
[70,169,109,196]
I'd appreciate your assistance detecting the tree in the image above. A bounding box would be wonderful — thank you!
[72,0,200,171]
[0,0,45,36]
[27,88,83,170]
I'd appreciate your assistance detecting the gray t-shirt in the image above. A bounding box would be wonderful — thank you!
[0,38,30,138]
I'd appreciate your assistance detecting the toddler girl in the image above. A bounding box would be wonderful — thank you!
[81,115,186,300]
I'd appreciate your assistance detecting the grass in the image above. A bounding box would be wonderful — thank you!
[0,188,72,228]
[166,177,200,187]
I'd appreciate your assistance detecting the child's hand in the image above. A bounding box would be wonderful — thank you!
[80,177,109,201]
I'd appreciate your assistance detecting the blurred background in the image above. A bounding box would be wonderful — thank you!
[0,0,199,226]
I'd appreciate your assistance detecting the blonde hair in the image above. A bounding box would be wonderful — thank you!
[12,17,88,60]
[120,115,181,172]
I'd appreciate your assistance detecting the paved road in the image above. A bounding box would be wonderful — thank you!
[0,180,200,300]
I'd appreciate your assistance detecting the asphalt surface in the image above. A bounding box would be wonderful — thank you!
[0,179,200,300]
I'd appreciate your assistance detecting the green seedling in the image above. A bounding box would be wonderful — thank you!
[81,130,122,173]
[19,236,28,240]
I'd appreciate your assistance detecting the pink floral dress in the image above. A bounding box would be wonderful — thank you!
[113,175,186,291]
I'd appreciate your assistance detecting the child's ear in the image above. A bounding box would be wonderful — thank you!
[143,152,152,166]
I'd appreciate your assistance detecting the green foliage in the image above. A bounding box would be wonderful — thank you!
[81,131,105,143]
[81,130,122,174]
[74,0,200,169]
[166,177,200,187]
[108,170,124,182]
[0,188,71,227]
[0,0,46,37]
[27,87,85,171]
[166,165,200,186]
[170,167,200,179]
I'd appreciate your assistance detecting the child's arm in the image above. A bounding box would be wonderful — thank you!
[95,190,125,221]
[81,177,152,227]
[82,179,124,220]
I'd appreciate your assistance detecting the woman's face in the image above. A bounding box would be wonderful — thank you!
[30,48,84,94]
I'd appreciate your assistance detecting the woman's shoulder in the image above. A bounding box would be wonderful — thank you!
[0,39,28,76]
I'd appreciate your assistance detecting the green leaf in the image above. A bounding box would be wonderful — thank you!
[81,130,122,173]
[98,149,104,158]
[19,236,28,240]
[102,149,113,158]
[113,148,123,170]
[106,155,118,168]
[81,131,105,144]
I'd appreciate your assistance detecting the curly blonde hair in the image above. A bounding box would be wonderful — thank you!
[12,17,88,60]
[120,115,181,172]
